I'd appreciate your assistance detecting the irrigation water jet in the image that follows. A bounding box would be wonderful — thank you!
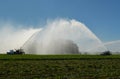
[22,19,107,54]
[104,40,120,53]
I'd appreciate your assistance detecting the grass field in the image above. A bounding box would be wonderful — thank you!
[0,54,120,79]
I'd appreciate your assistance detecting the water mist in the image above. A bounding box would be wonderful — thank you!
[22,19,107,54]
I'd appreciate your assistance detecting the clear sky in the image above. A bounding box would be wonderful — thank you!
[0,0,120,42]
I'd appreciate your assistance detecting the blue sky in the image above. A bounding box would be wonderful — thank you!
[0,0,120,42]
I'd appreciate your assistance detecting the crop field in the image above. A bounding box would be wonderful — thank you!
[0,54,120,79]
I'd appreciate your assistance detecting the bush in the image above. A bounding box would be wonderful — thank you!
[100,51,112,56]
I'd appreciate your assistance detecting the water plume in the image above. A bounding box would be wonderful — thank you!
[0,19,109,54]
[23,19,107,54]
[0,22,41,53]
[104,40,120,53]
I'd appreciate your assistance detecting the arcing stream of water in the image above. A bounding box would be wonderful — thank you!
[22,19,107,54]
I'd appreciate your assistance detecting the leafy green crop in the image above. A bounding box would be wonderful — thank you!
[0,54,120,79]
[0,54,120,60]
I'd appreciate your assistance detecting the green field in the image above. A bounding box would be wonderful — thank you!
[0,54,120,79]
